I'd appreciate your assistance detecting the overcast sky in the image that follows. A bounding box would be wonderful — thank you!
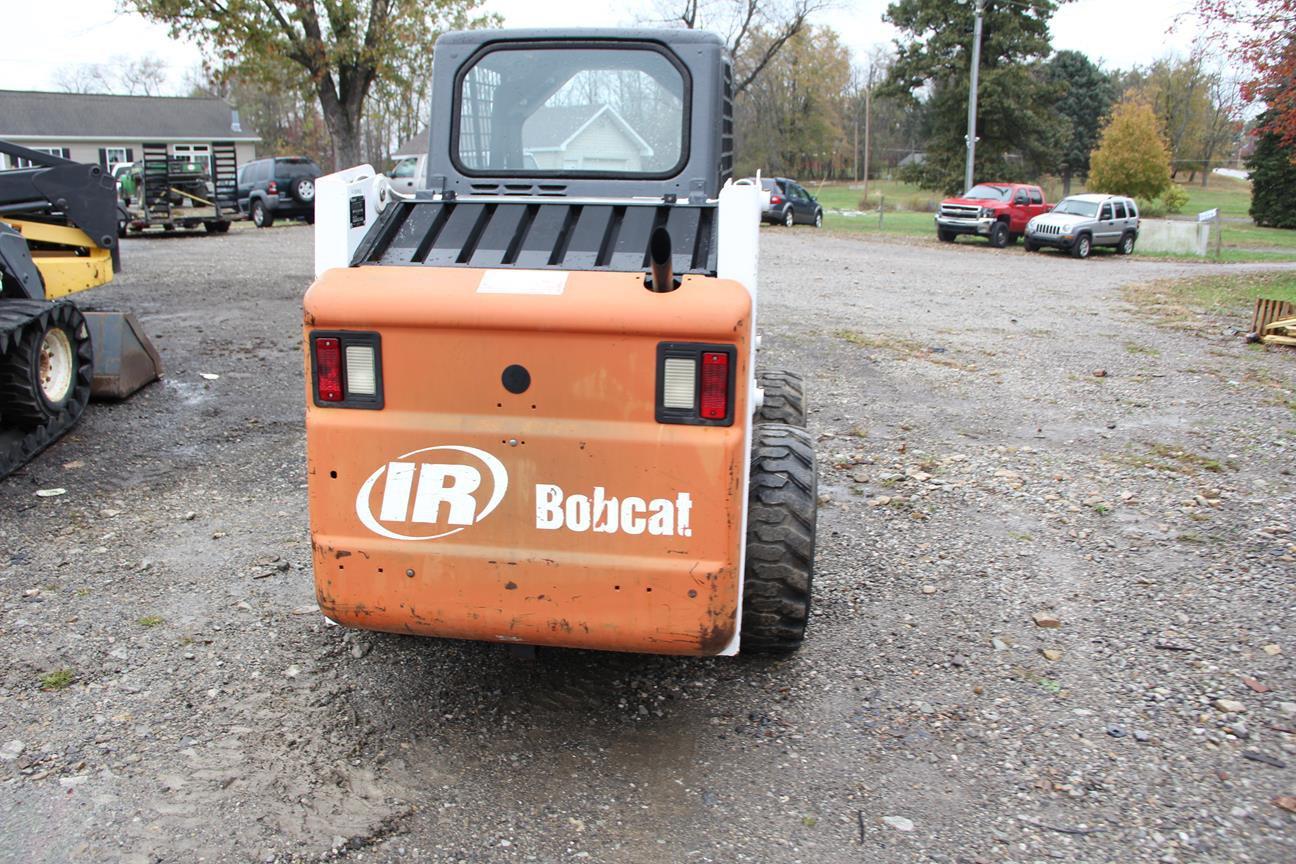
[0,0,1206,94]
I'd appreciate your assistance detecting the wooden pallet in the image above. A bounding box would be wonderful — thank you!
[1252,297,1295,336]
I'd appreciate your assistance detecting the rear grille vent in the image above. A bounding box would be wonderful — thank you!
[353,200,718,275]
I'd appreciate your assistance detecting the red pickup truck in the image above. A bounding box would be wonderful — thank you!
[934,183,1051,248]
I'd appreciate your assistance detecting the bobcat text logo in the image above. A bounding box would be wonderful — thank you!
[536,485,693,537]
[355,445,509,541]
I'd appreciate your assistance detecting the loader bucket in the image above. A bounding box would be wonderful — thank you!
[83,311,163,400]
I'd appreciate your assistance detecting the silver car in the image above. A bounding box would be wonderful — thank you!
[1024,193,1140,259]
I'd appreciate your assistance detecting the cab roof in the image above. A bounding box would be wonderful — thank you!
[434,28,726,48]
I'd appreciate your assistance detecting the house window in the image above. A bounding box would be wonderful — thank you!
[5,147,70,169]
[105,146,129,165]
[172,144,211,175]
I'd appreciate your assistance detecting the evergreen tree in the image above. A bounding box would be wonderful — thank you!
[1088,97,1172,201]
[883,0,1070,194]
[1046,50,1116,195]
[1248,116,1296,229]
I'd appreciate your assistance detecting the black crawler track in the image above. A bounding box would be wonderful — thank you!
[0,299,94,478]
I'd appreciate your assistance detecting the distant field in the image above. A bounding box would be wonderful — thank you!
[810,174,1296,260]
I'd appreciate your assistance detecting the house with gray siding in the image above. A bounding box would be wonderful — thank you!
[522,105,652,172]
[0,90,259,173]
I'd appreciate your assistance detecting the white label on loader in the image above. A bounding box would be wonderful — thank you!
[476,270,567,296]
[355,445,509,541]
[355,447,696,541]
[535,485,693,537]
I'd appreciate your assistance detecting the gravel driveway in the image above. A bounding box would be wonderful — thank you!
[1,224,1292,863]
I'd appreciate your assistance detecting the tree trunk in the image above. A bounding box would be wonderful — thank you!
[1061,166,1072,197]
[316,75,364,169]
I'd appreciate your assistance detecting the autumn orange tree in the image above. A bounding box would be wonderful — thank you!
[1193,0,1296,150]
[1088,96,1173,200]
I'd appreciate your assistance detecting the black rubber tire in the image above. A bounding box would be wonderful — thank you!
[291,177,316,203]
[783,207,795,228]
[937,229,955,243]
[251,199,274,228]
[1024,239,1038,253]
[742,423,816,655]
[0,301,93,429]
[1117,232,1135,255]
[989,221,1009,248]
[754,369,806,427]
[305,212,316,225]
[1071,233,1092,259]
[204,220,231,234]
[813,210,823,228]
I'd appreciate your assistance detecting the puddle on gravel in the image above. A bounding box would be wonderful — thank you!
[165,378,211,406]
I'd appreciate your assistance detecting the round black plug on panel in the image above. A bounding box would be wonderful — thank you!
[502,364,531,394]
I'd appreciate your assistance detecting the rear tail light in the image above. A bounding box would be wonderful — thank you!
[314,338,342,402]
[656,343,736,426]
[310,331,383,409]
[267,180,278,194]
[771,195,783,205]
[699,352,729,419]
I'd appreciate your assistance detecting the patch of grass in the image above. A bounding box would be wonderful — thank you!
[1124,341,1160,356]
[1123,271,1296,329]
[835,329,978,370]
[1038,678,1063,695]
[821,208,936,239]
[1106,443,1233,475]
[75,588,92,598]
[1089,502,1112,516]
[1147,443,1228,473]
[137,615,164,628]
[40,668,74,691]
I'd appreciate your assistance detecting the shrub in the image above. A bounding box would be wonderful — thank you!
[1161,184,1190,214]
[1089,95,1173,201]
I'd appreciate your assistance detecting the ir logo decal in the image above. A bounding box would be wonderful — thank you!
[355,445,509,541]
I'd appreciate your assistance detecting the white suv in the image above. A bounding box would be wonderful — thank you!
[1024,194,1140,259]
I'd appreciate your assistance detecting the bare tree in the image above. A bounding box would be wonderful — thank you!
[53,64,113,94]
[657,0,830,94]
[118,57,169,96]
[53,55,169,96]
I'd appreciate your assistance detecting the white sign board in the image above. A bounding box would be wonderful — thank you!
[1197,208,1219,222]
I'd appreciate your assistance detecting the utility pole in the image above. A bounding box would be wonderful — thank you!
[853,116,859,183]
[862,65,873,204]
[964,0,986,193]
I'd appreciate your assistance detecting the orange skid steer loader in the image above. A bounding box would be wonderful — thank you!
[303,29,817,655]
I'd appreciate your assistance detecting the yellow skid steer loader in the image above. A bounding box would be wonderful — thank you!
[0,140,161,478]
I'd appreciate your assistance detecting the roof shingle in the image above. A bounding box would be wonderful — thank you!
[0,90,259,140]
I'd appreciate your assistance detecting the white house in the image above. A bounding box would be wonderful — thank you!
[522,104,653,172]
[0,90,260,173]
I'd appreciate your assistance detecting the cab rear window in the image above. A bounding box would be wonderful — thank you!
[455,44,689,178]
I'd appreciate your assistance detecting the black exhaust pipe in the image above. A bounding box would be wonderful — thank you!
[646,226,679,293]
